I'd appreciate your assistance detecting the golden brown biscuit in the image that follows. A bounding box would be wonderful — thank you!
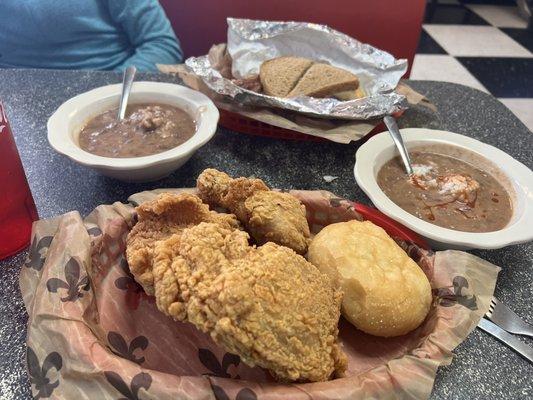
[308,220,432,337]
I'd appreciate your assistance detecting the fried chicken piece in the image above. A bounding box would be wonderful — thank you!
[153,222,346,382]
[245,191,311,255]
[125,193,239,295]
[197,169,310,254]
[197,168,268,220]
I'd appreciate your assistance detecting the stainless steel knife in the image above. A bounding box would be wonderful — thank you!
[478,318,533,364]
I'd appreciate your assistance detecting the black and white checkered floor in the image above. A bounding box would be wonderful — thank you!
[412,0,532,131]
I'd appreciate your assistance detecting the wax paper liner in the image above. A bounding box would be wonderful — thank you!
[19,189,500,400]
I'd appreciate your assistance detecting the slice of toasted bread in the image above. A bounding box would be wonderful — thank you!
[333,87,366,101]
[260,57,314,97]
[333,90,357,101]
[288,63,359,98]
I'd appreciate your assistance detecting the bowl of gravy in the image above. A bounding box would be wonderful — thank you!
[354,128,533,250]
[48,81,219,182]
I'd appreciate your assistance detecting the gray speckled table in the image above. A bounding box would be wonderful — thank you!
[0,69,531,400]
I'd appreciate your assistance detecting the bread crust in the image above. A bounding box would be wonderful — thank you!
[288,63,359,98]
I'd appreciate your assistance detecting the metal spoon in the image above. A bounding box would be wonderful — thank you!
[383,115,413,175]
[117,66,137,121]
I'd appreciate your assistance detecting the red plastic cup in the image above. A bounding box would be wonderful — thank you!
[0,101,39,260]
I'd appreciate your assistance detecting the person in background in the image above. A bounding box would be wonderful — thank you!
[0,0,183,72]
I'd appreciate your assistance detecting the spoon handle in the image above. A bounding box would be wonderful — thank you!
[117,66,137,121]
[384,115,413,175]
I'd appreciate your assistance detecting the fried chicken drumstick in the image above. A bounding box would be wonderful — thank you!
[197,169,311,254]
[153,222,346,382]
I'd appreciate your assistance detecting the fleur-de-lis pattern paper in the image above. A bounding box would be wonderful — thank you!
[26,347,62,399]
[25,235,54,271]
[46,257,90,302]
[107,331,149,365]
[19,189,500,400]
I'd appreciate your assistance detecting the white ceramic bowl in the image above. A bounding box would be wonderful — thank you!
[354,128,533,250]
[47,81,219,182]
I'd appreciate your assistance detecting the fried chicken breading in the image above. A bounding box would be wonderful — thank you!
[125,193,239,295]
[153,222,346,382]
[245,191,311,255]
[197,169,310,254]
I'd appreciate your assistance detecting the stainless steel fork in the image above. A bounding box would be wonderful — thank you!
[485,297,533,338]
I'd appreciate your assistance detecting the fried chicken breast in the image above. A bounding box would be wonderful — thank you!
[125,193,239,295]
[153,222,346,382]
[197,169,310,254]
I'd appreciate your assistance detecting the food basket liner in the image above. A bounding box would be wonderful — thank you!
[19,189,499,399]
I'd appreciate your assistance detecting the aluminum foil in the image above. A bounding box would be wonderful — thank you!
[185,18,408,120]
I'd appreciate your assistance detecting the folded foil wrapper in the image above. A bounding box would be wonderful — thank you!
[184,18,408,120]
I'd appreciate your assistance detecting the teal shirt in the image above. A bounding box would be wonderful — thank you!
[0,0,183,72]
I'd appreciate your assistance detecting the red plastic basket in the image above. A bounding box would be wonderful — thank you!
[352,202,430,250]
[218,109,405,142]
